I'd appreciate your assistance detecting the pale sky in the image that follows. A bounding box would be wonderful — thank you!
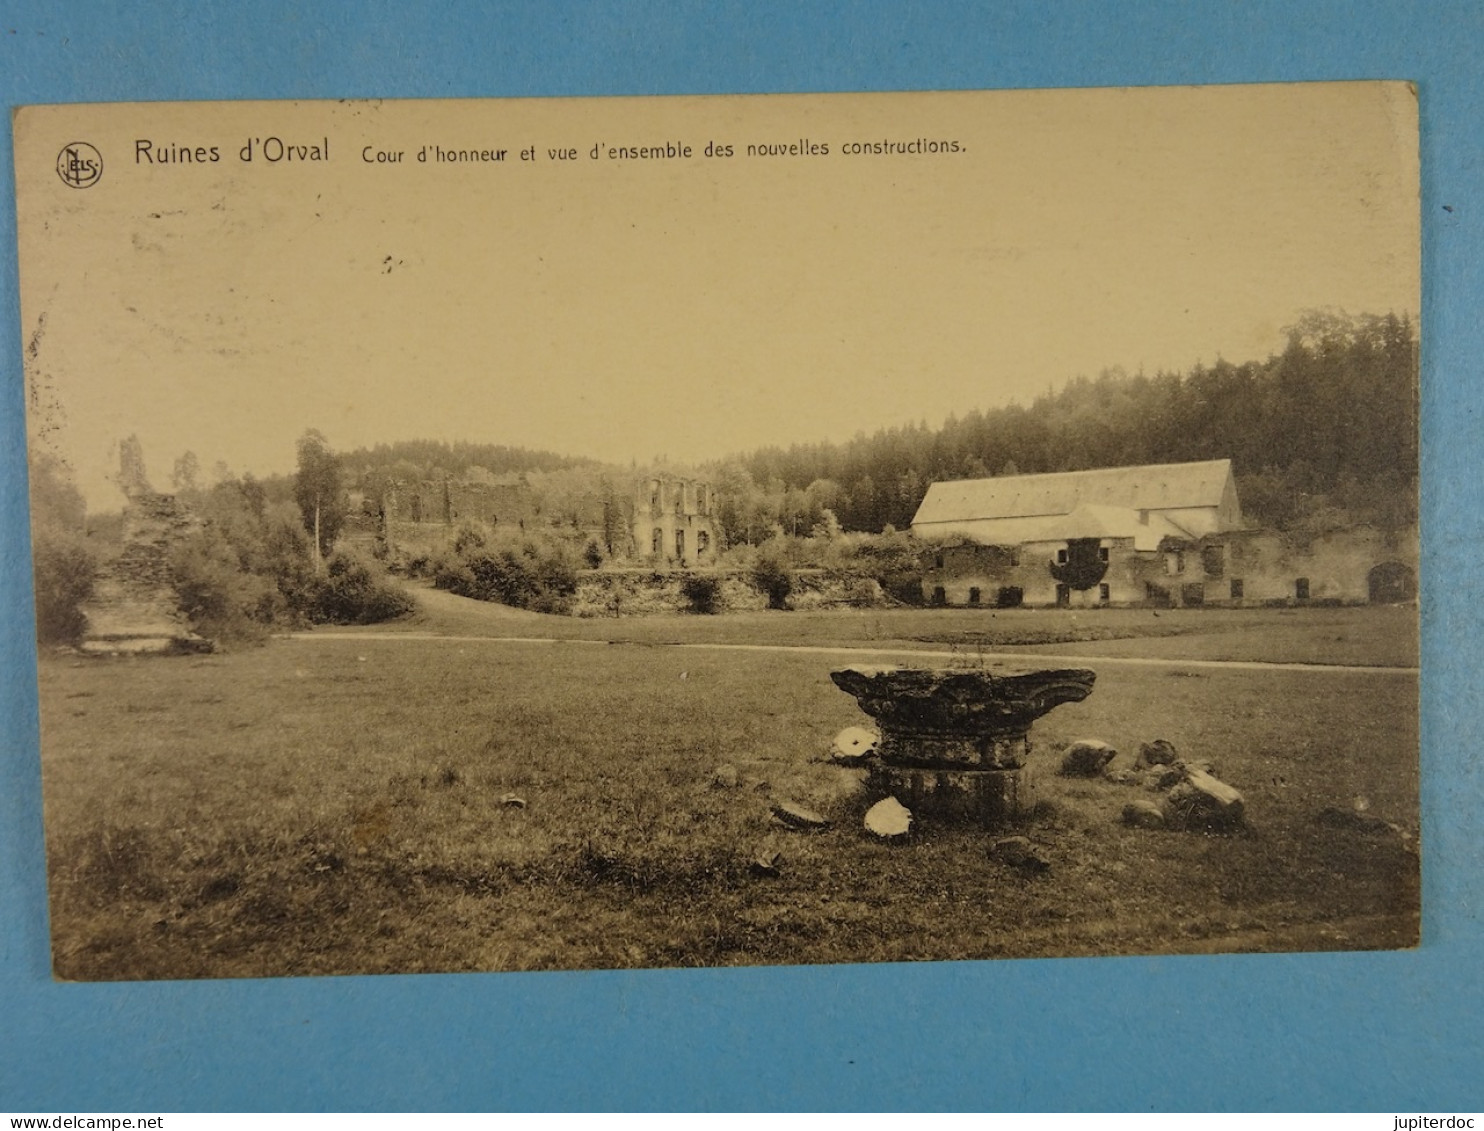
[14,83,1419,510]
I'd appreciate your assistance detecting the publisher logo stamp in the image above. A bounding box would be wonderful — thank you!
[56,142,103,188]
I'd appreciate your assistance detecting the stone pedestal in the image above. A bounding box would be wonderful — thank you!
[831,666,1096,829]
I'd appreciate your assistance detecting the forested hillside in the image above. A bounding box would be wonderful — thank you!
[320,310,1416,543]
[729,310,1418,535]
[339,439,593,484]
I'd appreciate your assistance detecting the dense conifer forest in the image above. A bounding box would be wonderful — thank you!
[732,310,1418,535]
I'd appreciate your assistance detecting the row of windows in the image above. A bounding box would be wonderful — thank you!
[1055,547,1110,565]
[650,527,711,558]
[649,491,711,516]
[934,576,1313,605]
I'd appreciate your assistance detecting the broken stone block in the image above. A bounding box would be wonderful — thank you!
[1138,739,1179,766]
[1178,758,1217,778]
[864,796,912,838]
[1059,739,1117,777]
[989,835,1051,872]
[710,764,740,789]
[771,801,830,831]
[1146,765,1185,791]
[1103,766,1141,786]
[830,726,879,765]
[499,793,527,809]
[1122,800,1166,829]
[750,848,783,877]
[1165,768,1245,831]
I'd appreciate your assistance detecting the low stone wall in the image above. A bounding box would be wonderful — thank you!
[569,569,888,618]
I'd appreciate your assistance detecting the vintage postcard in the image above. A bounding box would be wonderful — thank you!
[12,84,1419,980]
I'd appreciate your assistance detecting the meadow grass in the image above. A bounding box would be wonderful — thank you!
[37,604,1419,979]
[398,588,1421,669]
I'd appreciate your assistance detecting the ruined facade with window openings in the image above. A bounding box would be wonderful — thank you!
[633,475,718,567]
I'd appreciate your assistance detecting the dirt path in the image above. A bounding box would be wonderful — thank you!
[286,628,1417,676]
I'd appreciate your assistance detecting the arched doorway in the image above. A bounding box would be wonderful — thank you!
[1368,561,1416,604]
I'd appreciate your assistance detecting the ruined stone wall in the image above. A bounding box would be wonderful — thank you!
[921,539,1110,607]
[918,523,1420,609]
[376,477,635,560]
[81,492,207,653]
[1221,525,1418,604]
[632,476,718,567]
[384,479,541,527]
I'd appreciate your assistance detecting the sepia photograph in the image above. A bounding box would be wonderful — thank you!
[13,83,1420,981]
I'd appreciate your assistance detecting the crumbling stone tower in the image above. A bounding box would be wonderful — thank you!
[80,438,208,654]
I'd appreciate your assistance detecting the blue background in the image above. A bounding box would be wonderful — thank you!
[2,1,1480,1112]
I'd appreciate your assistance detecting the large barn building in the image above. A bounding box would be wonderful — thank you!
[910,459,1415,608]
[911,459,1242,547]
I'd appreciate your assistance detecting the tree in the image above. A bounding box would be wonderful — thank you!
[115,434,152,496]
[294,429,346,572]
[751,553,794,610]
[1049,538,1108,591]
[29,454,94,645]
[170,450,201,494]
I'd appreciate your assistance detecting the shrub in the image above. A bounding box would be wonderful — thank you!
[680,574,723,614]
[31,527,95,645]
[850,532,925,605]
[452,520,490,557]
[432,551,475,593]
[844,577,886,608]
[751,556,794,610]
[436,536,577,614]
[172,536,281,644]
[307,552,415,625]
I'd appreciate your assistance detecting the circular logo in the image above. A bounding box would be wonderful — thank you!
[56,142,103,188]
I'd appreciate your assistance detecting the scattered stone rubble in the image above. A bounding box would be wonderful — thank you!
[1121,799,1166,829]
[1096,737,1247,832]
[989,835,1051,873]
[1138,739,1179,765]
[1059,738,1117,777]
[771,718,1248,858]
[771,801,830,831]
[863,796,912,839]
[750,848,783,877]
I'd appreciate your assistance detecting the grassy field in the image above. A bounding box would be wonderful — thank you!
[38,598,1420,980]
[396,586,1422,668]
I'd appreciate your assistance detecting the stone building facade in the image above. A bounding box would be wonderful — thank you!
[633,475,718,567]
[918,522,1419,610]
[912,461,1417,608]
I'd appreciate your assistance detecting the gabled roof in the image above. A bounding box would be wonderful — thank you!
[912,459,1234,527]
[948,504,1192,550]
